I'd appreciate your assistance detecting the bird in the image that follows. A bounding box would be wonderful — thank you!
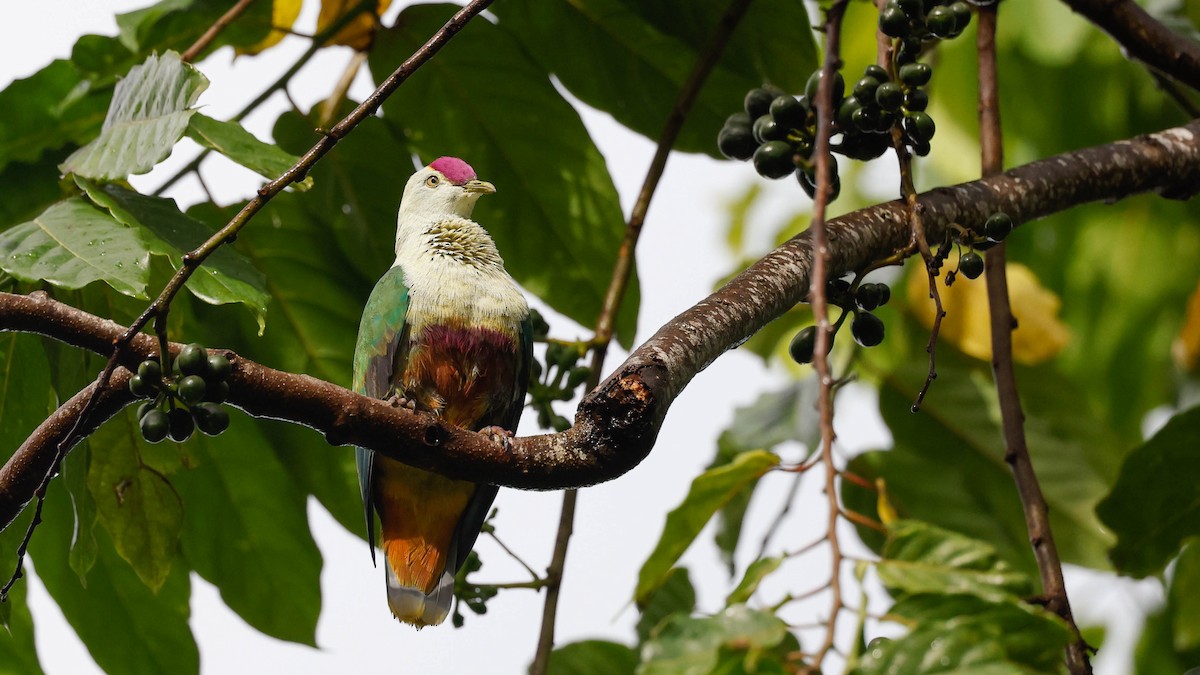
[352,156,532,627]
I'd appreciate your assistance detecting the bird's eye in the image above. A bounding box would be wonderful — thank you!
[425,175,440,187]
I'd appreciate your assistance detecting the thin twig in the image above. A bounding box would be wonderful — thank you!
[0,0,496,599]
[808,2,851,672]
[486,530,541,581]
[977,6,1091,673]
[755,471,804,561]
[180,0,257,62]
[1149,70,1200,118]
[530,2,758,671]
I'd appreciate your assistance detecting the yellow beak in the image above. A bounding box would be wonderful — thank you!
[463,179,496,195]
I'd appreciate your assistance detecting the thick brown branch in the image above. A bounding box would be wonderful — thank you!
[2,120,1199,533]
[1061,0,1200,91]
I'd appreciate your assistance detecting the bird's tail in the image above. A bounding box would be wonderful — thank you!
[385,557,454,628]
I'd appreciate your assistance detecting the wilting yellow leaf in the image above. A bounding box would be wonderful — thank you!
[906,253,1070,365]
[1172,279,1200,374]
[236,0,304,56]
[318,0,393,50]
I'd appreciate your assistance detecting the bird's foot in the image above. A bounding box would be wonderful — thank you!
[477,425,515,450]
[385,394,416,411]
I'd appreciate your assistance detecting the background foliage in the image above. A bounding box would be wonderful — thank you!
[1,0,1199,673]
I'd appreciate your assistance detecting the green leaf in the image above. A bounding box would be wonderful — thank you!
[0,198,151,298]
[185,114,312,190]
[725,556,783,607]
[61,51,208,180]
[78,180,269,328]
[85,408,183,592]
[0,150,73,231]
[638,605,789,675]
[0,60,108,173]
[372,4,638,347]
[848,351,1116,574]
[888,595,1073,670]
[186,198,363,384]
[496,0,816,157]
[636,450,779,607]
[116,0,275,56]
[878,520,1032,604]
[1096,406,1200,577]
[637,567,696,644]
[711,379,818,572]
[547,640,639,675]
[859,603,1070,675]
[0,510,44,675]
[175,412,322,645]
[1171,541,1200,652]
[62,443,99,583]
[30,481,197,675]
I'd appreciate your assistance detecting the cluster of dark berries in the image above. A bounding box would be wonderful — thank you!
[944,211,1014,283]
[719,71,848,200]
[788,278,892,365]
[129,343,232,443]
[837,60,935,158]
[880,0,972,45]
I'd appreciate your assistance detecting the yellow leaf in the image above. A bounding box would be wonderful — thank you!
[1172,279,1200,374]
[875,478,898,526]
[236,0,304,56]
[318,0,392,50]
[906,253,1070,365]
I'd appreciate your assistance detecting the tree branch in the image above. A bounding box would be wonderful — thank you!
[180,0,257,63]
[2,120,1199,533]
[1061,0,1200,92]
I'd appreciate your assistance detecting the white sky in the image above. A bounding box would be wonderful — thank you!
[0,2,1160,674]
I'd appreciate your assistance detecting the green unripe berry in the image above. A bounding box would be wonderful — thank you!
[137,359,162,385]
[837,97,862,130]
[770,95,808,129]
[875,81,904,111]
[167,408,194,442]
[753,141,796,179]
[207,354,231,382]
[959,251,985,279]
[877,284,892,306]
[797,170,817,199]
[744,88,778,119]
[129,373,156,399]
[136,401,156,422]
[903,111,936,142]
[725,112,752,129]
[950,1,972,31]
[911,139,933,156]
[926,5,956,37]
[753,115,788,143]
[851,311,886,348]
[176,343,208,376]
[856,284,883,311]
[140,409,170,443]
[178,375,207,405]
[853,77,881,104]
[864,65,890,82]
[879,6,910,38]
[905,87,929,111]
[719,125,758,160]
[788,326,819,364]
[852,106,879,133]
[982,211,1014,241]
[805,70,845,105]
[834,133,891,160]
[899,62,932,87]
[192,403,231,436]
